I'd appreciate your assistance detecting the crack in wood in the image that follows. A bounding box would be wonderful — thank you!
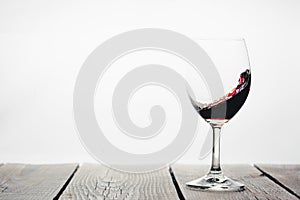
[0,185,8,193]
[0,181,8,193]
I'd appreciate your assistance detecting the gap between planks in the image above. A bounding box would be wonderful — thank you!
[54,164,79,200]
[170,164,299,200]
[255,164,300,199]
[0,163,78,200]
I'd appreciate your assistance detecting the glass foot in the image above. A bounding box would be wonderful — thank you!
[186,173,245,192]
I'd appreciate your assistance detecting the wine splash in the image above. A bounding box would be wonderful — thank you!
[194,69,251,121]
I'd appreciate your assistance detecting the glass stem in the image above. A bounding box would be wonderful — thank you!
[209,125,222,174]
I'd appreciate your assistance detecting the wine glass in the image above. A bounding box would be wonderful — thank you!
[185,38,251,191]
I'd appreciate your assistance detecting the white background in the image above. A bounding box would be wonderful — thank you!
[0,0,299,165]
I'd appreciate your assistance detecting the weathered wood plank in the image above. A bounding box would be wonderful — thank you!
[255,164,300,198]
[0,164,78,200]
[172,164,298,200]
[59,164,179,200]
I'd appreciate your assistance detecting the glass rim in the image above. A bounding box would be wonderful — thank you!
[191,37,245,41]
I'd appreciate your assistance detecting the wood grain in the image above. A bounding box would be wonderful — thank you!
[171,164,298,200]
[256,164,300,198]
[0,164,78,200]
[59,164,179,200]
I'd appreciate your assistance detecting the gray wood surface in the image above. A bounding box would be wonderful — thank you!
[171,164,298,200]
[59,164,179,200]
[256,164,300,198]
[0,163,77,200]
[0,164,299,199]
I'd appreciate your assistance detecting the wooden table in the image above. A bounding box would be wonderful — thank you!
[0,164,299,199]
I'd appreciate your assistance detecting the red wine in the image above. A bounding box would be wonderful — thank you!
[197,69,251,120]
